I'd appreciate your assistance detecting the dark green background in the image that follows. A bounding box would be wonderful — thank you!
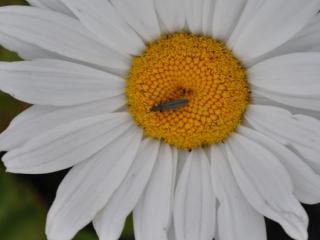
[0,1,320,240]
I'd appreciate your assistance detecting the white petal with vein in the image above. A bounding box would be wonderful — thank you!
[8,105,57,129]
[133,143,177,240]
[239,126,320,204]
[0,6,130,70]
[61,0,145,56]
[27,0,73,16]
[185,0,204,33]
[0,59,125,106]
[250,53,320,96]
[253,89,320,112]
[226,133,308,240]
[154,0,185,33]
[255,14,320,63]
[174,149,215,240]
[281,14,320,52]
[250,53,320,111]
[0,32,60,60]
[3,113,131,174]
[93,138,160,240]
[0,97,125,151]
[246,105,320,146]
[246,105,320,175]
[201,0,215,35]
[110,0,160,42]
[46,126,143,240]
[211,0,246,41]
[229,0,320,62]
[210,145,266,240]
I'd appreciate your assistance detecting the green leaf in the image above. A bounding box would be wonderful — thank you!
[74,230,98,240]
[0,0,27,7]
[0,166,104,240]
[0,92,29,132]
[122,214,134,238]
[0,167,47,240]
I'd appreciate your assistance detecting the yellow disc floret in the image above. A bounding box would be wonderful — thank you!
[127,33,249,149]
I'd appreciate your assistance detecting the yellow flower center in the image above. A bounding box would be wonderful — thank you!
[126,33,249,149]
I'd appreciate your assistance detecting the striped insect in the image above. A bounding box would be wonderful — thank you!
[151,99,189,112]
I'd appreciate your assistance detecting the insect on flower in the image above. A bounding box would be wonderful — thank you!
[150,99,189,112]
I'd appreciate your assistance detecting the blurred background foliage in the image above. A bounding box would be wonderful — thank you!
[1,1,320,240]
[0,1,134,240]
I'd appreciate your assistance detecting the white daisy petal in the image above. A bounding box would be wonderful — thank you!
[279,14,320,52]
[253,14,320,64]
[27,0,73,16]
[246,105,320,175]
[61,0,145,56]
[174,149,215,240]
[201,0,215,35]
[253,89,320,112]
[226,0,263,43]
[93,138,160,240]
[238,126,320,205]
[177,149,189,179]
[293,143,320,175]
[290,115,320,172]
[211,0,246,41]
[281,15,320,58]
[226,133,308,240]
[0,6,129,71]
[229,0,320,62]
[133,143,177,240]
[210,145,266,240]
[3,113,131,174]
[0,59,125,106]
[168,226,177,240]
[110,0,161,42]
[154,0,185,33]
[8,105,57,129]
[185,0,204,34]
[0,97,125,151]
[46,125,143,240]
[250,53,320,96]
[251,94,320,119]
[245,105,320,147]
[0,32,62,60]
[250,53,320,111]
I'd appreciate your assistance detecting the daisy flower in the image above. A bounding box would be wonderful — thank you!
[1,0,320,240]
